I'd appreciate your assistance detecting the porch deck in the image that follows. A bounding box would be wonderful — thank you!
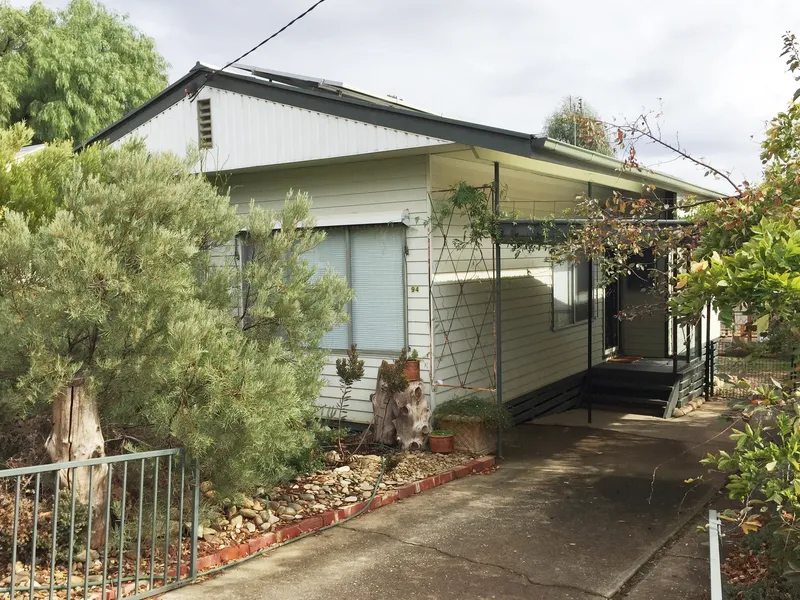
[592,358,694,376]
[586,357,706,418]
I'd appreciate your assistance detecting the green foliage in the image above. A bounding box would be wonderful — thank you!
[335,344,365,386]
[0,130,351,492]
[333,344,364,453]
[430,430,453,437]
[543,96,614,156]
[433,396,513,430]
[0,0,168,143]
[407,348,419,360]
[378,348,410,394]
[0,122,104,229]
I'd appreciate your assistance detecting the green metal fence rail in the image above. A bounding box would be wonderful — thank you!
[714,338,796,399]
[0,449,199,600]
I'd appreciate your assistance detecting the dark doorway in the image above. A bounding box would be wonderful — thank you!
[605,278,619,352]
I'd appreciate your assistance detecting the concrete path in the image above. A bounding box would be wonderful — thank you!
[165,403,735,600]
[618,514,712,600]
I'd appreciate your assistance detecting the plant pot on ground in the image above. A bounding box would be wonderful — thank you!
[402,348,421,381]
[428,430,454,453]
[433,396,512,455]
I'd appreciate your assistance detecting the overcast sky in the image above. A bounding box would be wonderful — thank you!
[20,0,800,191]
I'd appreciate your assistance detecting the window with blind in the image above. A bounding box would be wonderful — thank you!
[304,226,406,352]
[552,259,591,329]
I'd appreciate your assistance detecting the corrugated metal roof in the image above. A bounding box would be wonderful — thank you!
[82,63,726,199]
[232,64,430,113]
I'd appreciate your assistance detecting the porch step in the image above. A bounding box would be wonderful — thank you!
[588,378,674,398]
[584,369,682,418]
[584,393,668,417]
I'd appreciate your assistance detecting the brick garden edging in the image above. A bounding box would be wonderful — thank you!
[92,455,496,599]
[197,455,495,573]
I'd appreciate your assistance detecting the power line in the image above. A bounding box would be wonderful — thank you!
[190,0,331,100]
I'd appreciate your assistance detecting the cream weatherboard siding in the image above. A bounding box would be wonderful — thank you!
[226,155,431,424]
[112,87,452,172]
[428,154,604,408]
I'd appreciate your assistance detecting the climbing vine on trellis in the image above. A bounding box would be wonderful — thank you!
[428,182,502,395]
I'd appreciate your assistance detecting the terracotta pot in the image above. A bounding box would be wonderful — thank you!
[428,434,454,454]
[403,359,421,381]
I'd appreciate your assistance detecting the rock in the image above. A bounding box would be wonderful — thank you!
[242,499,254,509]
[344,496,358,503]
[325,450,341,465]
[256,487,266,497]
[201,527,218,541]
[288,503,303,512]
[227,506,238,518]
[269,501,281,511]
[259,522,271,531]
[673,407,686,417]
[294,515,303,520]
[245,522,256,533]
[204,490,216,499]
[254,515,264,526]
[278,506,296,516]
[259,510,270,521]
[268,515,281,526]
[303,483,314,490]
[359,482,373,491]
[239,508,259,519]
[299,493,316,502]
[253,501,264,512]
[280,515,295,522]
[230,515,243,529]
[312,503,327,511]
[334,465,351,473]
[199,481,214,494]
[215,518,229,531]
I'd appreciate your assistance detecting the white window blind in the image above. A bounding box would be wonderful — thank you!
[350,227,405,351]
[552,259,591,328]
[303,226,405,352]
[553,261,573,329]
[304,229,349,349]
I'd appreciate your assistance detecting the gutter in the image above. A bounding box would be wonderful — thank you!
[532,138,727,200]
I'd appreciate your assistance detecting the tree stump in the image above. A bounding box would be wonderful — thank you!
[372,370,430,450]
[45,380,108,548]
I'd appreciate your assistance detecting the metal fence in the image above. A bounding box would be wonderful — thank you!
[713,338,796,399]
[708,509,723,600]
[0,449,199,600]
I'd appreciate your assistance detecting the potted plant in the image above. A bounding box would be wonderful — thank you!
[428,429,454,453]
[433,396,512,455]
[402,347,421,382]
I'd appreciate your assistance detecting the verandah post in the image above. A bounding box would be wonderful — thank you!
[494,161,503,457]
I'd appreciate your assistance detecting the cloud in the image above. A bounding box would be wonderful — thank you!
[13,0,800,189]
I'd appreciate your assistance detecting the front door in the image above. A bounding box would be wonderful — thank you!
[605,278,619,353]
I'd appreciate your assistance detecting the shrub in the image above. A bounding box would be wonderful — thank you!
[433,396,513,430]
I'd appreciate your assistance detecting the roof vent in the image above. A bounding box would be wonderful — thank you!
[197,99,212,149]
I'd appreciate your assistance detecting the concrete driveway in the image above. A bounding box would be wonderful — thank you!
[165,403,734,600]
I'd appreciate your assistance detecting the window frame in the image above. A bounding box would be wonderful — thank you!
[236,224,408,354]
[551,259,594,331]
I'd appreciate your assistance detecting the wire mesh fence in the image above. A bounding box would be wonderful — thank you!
[714,337,796,400]
[0,449,199,600]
